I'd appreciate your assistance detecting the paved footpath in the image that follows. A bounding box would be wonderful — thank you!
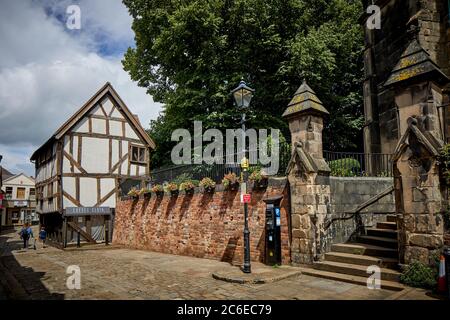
[0,227,439,300]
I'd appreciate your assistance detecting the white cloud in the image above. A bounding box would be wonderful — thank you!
[0,0,162,176]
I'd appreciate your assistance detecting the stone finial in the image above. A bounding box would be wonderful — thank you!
[282,80,329,118]
[283,81,329,160]
[384,38,449,87]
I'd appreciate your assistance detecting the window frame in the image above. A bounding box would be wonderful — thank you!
[130,144,147,165]
[16,187,26,199]
[5,187,13,199]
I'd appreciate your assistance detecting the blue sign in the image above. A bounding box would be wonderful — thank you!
[276,217,281,226]
[275,207,280,217]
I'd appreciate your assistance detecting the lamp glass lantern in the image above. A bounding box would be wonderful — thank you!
[231,80,254,109]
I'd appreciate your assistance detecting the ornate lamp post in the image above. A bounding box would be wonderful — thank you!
[231,80,254,273]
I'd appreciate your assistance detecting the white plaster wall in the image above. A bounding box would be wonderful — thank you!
[91,118,106,135]
[81,137,109,173]
[64,136,70,152]
[109,120,122,136]
[63,195,77,208]
[90,105,104,116]
[125,123,139,140]
[36,157,57,183]
[121,160,128,175]
[73,117,89,133]
[130,164,137,176]
[102,97,114,115]
[79,178,97,207]
[122,140,129,153]
[111,107,123,119]
[100,178,115,199]
[62,177,76,207]
[101,193,115,207]
[73,136,79,161]
[111,139,119,166]
[63,156,71,173]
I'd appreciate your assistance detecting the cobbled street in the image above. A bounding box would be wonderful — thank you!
[0,227,437,300]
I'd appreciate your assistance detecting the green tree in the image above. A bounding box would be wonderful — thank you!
[123,0,365,167]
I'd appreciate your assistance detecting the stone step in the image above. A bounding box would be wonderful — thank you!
[313,261,401,282]
[324,252,398,269]
[386,215,398,223]
[331,243,398,258]
[357,235,398,249]
[366,228,398,239]
[299,267,404,291]
[377,221,397,230]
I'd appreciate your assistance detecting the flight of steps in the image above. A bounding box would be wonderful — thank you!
[301,214,405,291]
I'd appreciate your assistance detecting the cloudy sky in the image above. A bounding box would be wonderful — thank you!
[0,0,162,176]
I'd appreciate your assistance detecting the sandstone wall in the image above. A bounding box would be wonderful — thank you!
[113,178,290,265]
[321,177,395,253]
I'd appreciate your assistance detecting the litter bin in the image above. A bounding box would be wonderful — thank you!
[444,248,450,299]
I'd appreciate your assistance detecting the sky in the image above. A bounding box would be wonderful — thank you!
[0,0,163,177]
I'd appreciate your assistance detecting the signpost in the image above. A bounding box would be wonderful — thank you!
[242,194,251,203]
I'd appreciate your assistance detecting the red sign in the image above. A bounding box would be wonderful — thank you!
[0,193,3,209]
[242,194,251,203]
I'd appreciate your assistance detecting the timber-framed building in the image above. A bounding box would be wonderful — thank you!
[31,82,155,247]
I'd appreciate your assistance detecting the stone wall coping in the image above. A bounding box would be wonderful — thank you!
[330,176,394,182]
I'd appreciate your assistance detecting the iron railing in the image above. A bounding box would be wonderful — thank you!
[324,151,392,177]
[148,148,393,186]
[151,144,292,185]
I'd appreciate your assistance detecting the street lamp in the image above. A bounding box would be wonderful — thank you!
[231,80,254,274]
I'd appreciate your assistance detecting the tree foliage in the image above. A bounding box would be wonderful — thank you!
[123,0,365,167]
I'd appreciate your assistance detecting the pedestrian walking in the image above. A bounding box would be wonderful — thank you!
[19,223,33,249]
[38,226,47,249]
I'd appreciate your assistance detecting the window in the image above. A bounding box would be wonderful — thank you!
[5,187,12,199]
[17,187,25,199]
[131,145,146,164]
[30,188,35,197]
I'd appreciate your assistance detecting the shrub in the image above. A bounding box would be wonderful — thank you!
[444,208,450,230]
[139,187,151,195]
[438,143,450,185]
[328,158,361,177]
[199,177,216,191]
[222,172,239,189]
[127,187,139,197]
[400,261,437,289]
[179,181,196,192]
[151,184,163,193]
[164,182,178,193]
[249,168,267,182]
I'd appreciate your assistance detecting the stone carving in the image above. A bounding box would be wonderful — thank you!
[392,115,445,265]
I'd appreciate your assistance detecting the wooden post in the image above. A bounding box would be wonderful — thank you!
[63,216,68,248]
[105,214,110,245]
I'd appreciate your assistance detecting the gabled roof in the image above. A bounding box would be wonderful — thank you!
[384,39,449,87]
[31,82,156,160]
[3,173,35,185]
[392,117,443,163]
[282,81,329,118]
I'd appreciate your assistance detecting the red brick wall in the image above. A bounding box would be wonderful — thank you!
[113,179,290,265]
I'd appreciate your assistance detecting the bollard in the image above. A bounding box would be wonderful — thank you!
[77,231,81,248]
